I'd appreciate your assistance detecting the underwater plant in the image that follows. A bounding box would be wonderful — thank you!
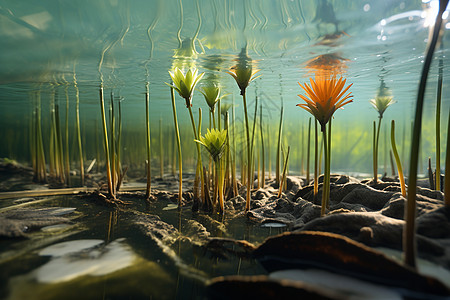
[297,76,353,216]
[195,128,228,212]
[167,67,204,204]
[73,74,84,186]
[390,120,406,197]
[170,86,183,206]
[404,0,448,269]
[370,81,395,184]
[145,83,151,200]
[435,45,444,191]
[227,49,260,211]
[200,85,229,129]
[445,110,450,206]
[99,86,114,199]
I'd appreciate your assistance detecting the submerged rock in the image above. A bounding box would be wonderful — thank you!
[0,207,75,238]
[253,231,450,297]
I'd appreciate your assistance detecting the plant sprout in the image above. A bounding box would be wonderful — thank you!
[297,76,353,216]
[195,128,228,212]
[370,81,395,184]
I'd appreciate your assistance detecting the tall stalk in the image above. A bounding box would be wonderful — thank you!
[170,87,183,206]
[444,110,450,206]
[404,0,447,269]
[391,120,406,197]
[259,103,265,188]
[373,116,382,184]
[160,118,164,179]
[110,92,116,196]
[36,90,47,182]
[74,76,84,185]
[306,117,311,184]
[99,86,113,198]
[314,119,318,197]
[64,85,70,185]
[145,83,152,200]
[278,146,290,198]
[436,44,443,191]
[242,92,252,211]
[321,121,330,216]
[276,102,283,185]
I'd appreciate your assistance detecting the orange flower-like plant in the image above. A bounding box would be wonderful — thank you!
[297,76,353,216]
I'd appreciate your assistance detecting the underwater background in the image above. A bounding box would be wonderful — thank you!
[0,0,449,176]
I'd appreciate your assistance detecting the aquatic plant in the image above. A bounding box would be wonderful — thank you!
[169,86,183,206]
[259,103,265,189]
[195,128,227,212]
[390,120,406,197]
[435,45,444,191]
[306,118,311,184]
[297,76,353,215]
[200,85,229,129]
[370,82,395,184]
[73,73,84,186]
[227,49,260,211]
[145,83,151,200]
[444,110,450,206]
[277,146,290,198]
[314,120,319,197]
[99,86,114,199]
[276,101,283,186]
[404,0,448,269]
[167,67,204,204]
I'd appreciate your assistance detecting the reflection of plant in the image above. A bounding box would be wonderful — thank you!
[370,81,395,184]
[297,76,353,216]
[227,48,260,211]
[196,128,227,212]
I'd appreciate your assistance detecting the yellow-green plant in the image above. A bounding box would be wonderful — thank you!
[200,85,229,129]
[297,76,353,216]
[391,120,406,197]
[169,86,183,206]
[167,67,204,203]
[145,83,151,200]
[195,128,228,212]
[227,49,260,211]
[444,110,450,206]
[370,82,395,184]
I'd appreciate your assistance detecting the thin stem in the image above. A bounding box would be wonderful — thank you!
[73,80,84,186]
[321,124,328,216]
[242,92,252,211]
[391,121,406,197]
[326,120,332,209]
[160,118,164,179]
[259,102,265,188]
[444,109,450,206]
[170,87,183,206]
[110,92,116,196]
[145,85,151,199]
[436,44,443,191]
[276,103,283,185]
[99,86,113,197]
[404,0,448,269]
[64,85,70,186]
[306,117,311,184]
[188,105,203,204]
[278,146,290,198]
[314,119,318,197]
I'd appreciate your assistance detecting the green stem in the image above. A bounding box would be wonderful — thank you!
[436,44,443,191]
[278,146,290,198]
[391,120,406,197]
[306,117,311,184]
[188,105,203,204]
[64,85,70,186]
[145,85,151,199]
[170,87,183,206]
[36,90,47,182]
[110,92,116,196]
[197,107,205,206]
[160,118,164,179]
[276,103,283,185]
[74,80,84,186]
[321,124,329,216]
[259,102,265,188]
[404,0,447,269]
[242,92,252,211]
[99,86,113,197]
[216,159,224,212]
[373,117,383,184]
[325,120,332,209]
[444,109,450,206]
[314,119,318,197]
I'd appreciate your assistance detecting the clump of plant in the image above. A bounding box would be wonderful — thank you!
[195,128,228,212]
[227,47,260,211]
[370,80,395,184]
[167,67,204,205]
[297,76,353,216]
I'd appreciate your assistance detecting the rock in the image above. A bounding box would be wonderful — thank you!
[417,206,450,239]
[253,231,450,297]
[201,237,256,260]
[0,207,75,238]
